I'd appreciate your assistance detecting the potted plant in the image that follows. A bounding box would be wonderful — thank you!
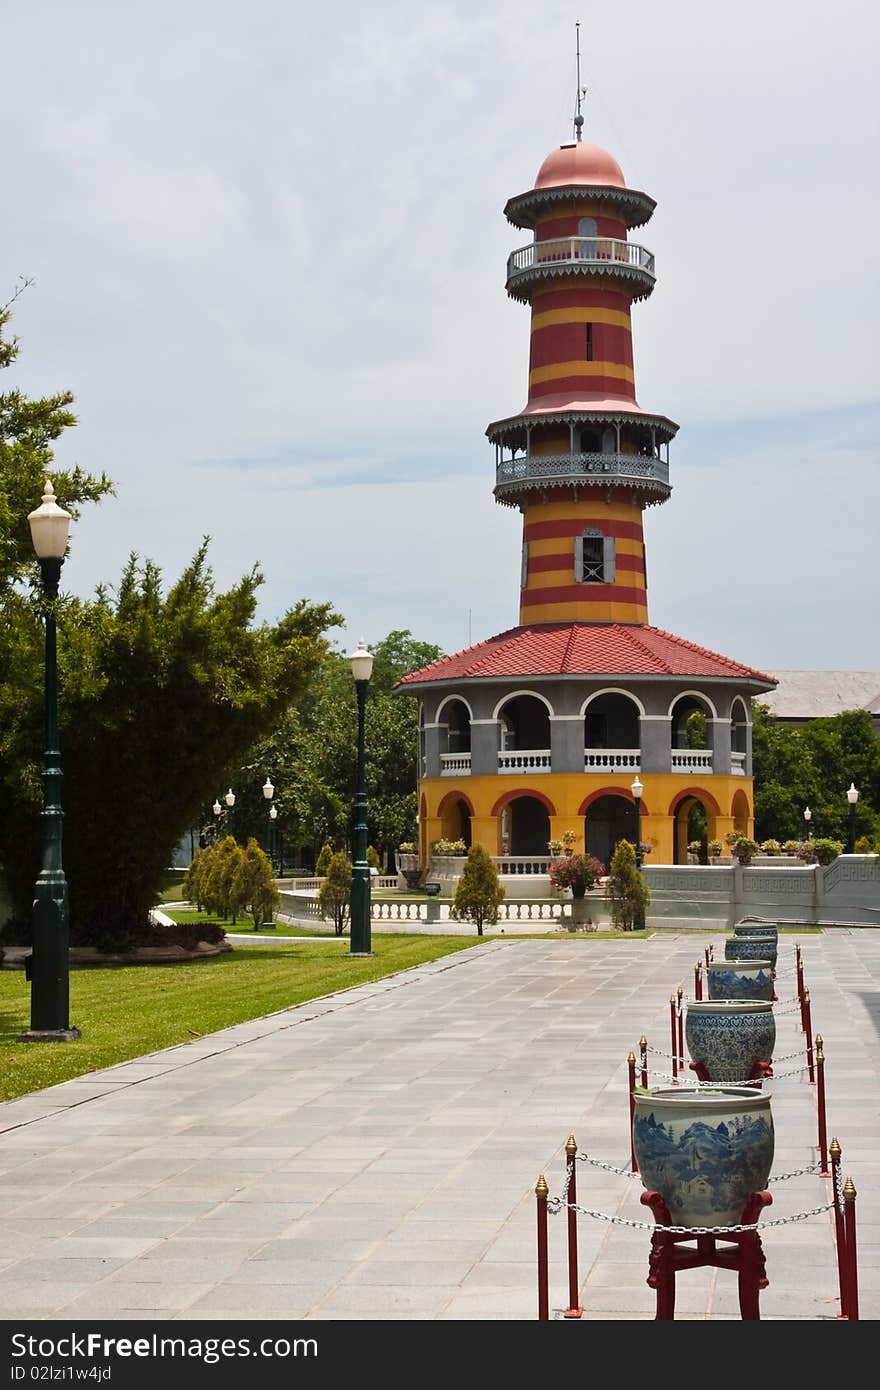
[707,838,723,864]
[804,837,843,866]
[730,835,760,866]
[549,852,604,927]
[547,837,563,857]
[562,829,578,856]
[760,839,782,857]
[687,839,701,864]
[396,841,420,891]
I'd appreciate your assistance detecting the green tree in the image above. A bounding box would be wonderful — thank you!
[451,845,505,936]
[605,839,650,931]
[201,837,246,923]
[0,544,339,945]
[685,710,707,749]
[315,843,333,877]
[318,851,352,935]
[752,703,880,843]
[0,293,113,589]
[231,838,281,928]
[366,845,381,871]
[221,629,444,867]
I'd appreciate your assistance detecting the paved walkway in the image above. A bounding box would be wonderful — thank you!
[0,933,877,1321]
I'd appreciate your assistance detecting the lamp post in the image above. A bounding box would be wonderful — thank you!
[804,806,812,840]
[349,639,374,955]
[269,803,278,871]
[212,799,222,843]
[630,775,646,932]
[262,777,275,857]
[20,482,80,1041]
[846,783,859,853]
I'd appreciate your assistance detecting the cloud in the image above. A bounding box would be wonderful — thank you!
[3,0,878,667]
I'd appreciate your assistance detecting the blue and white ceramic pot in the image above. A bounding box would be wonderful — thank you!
[632,1087,774,1228]
[734,924,778,942]
[707,960,774,1002]
[685,1001,776,1082]
[724,935,777,969]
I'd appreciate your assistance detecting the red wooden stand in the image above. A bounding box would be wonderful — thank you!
[689,1059,773,1084]
[641,1190,772,1319]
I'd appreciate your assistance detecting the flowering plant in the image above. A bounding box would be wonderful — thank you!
[562,829,579,848]
[547,838,564,856]
[431,838,467,855]
[397,842,417,854]
[549,853,604,897]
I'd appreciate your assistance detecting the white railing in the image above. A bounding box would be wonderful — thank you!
[496,452,669,490]
[584,748,641,772]
[508,236,655,281]
[671,750,714,773]
[498,749,552,773]
[440,752,472,775]
[731,751,747,775]
[492,856,552,875]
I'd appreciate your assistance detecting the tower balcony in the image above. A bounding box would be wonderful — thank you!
[507,236,656,302]
[494,451,670,505]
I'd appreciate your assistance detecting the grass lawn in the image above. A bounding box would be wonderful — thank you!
[0,936,479,1104]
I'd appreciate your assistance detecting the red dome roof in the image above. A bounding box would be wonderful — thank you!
[535,142,625,190]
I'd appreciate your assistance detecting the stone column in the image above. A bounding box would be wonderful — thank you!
[469,719,499,777]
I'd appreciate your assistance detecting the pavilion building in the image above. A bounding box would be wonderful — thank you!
[397,133,774,867]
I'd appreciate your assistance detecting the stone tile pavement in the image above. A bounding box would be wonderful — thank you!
[0,931,877,1321]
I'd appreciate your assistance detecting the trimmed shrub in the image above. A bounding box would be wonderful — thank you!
[605,839,650,931]
[451,845,505,936]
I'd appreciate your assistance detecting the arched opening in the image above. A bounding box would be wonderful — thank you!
[584,692,641,761]
[670,694,713,751]
[440,698,471,754]
[497,694,551,752]
[670,791,718,864]
[732,789,750,836]
[578,216,597,240]
[440,795,472,848]
[504,795,551,856]
[731,698,749,757]
[584,793,638,870]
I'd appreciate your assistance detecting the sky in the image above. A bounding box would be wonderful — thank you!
[3,0,879,670]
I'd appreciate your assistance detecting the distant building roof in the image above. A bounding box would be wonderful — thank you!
[760,671,880,720]
[396,623,775,688]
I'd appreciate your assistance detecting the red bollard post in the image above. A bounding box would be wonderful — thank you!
[804,988,815,1084]
[676,987,685,1073]
[639,1035,648,1089]
[843,1178,859,1321]
[669,997,678,1083]
[563,1135,583,1318]
[704,945,711,972]
[694,960,703,1001]
[536,1175,549,1321]
[628,1054,637,1174]
[830,1138,847,1318]
[816,1035,828,1174]
[796,945,806,1031]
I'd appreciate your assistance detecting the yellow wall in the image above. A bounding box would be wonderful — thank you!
[422,773,753,866]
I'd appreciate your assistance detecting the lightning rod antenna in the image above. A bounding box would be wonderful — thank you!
[574,22,585,142]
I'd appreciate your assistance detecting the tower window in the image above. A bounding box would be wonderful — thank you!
[520,541,529,589]
[586,323,593,361]
[580,429,601,453]
[574,530,617,584]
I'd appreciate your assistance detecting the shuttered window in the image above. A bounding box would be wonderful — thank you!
[520,542,529,588]
[574,529,616,584]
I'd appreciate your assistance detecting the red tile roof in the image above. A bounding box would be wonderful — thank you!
[396,624,775,687]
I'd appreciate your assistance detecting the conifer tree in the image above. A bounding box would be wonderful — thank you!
[451,845,505,936]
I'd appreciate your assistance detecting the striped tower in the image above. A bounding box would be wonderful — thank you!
[488,139,677,627]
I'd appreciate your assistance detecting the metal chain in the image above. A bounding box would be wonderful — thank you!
[773,1047,812,1062]
[572,1152,820,1183]
[647,1067,807,1084]
[575,1151,634,1177]
[768,1160,823,1183]
[834,1160,845,1216]
[553,1200,835,1234]
[554,1160,574,1208]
